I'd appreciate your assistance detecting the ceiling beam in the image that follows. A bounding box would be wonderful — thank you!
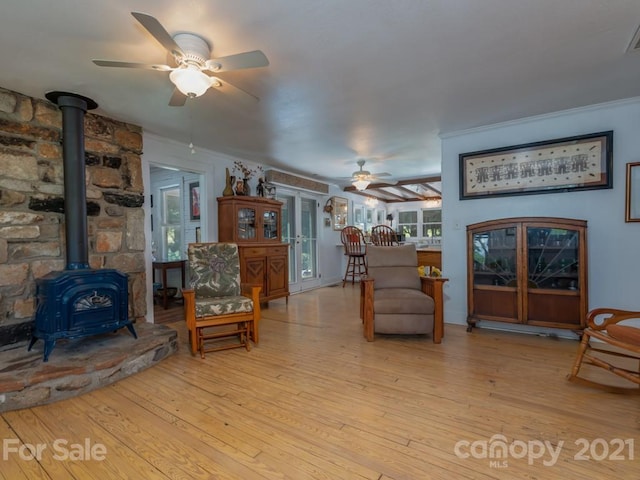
[395,175,441,186]
[391,184,431,200]
[342,175,442,203]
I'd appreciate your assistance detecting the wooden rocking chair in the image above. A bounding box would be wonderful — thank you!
[567,308,640,393]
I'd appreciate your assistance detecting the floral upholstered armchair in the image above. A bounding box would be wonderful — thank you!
[183,242,261,358]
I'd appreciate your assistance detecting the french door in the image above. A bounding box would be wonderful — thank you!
[278,190,321,293]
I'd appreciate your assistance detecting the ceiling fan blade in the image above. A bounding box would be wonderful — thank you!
[92,60,173,71]
[205,50,269,72]
[168,88,187,107]
[209,77,260,104]
[131,12,185,61]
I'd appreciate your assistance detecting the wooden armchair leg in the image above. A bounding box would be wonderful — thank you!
[362,279,375,341]
[197,327,205,359]
[569,331,591,380]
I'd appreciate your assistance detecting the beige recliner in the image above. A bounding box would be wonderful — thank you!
[361,243,447,343]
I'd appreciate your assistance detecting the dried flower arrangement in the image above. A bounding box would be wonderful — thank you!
[233,161,263,180]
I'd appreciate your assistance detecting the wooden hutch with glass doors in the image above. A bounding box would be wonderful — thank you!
[466,217,587,332]
[218,196,289,304]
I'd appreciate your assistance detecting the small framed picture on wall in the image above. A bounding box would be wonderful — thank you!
[189,182,200,221]
[626,162,640,222]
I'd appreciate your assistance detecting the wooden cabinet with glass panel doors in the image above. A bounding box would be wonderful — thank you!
[466,217,587,332]
[217,196,289,305]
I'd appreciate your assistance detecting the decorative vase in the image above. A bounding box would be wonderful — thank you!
[235,179,245,195]
[243,178,251,197]
[223,168,235,196]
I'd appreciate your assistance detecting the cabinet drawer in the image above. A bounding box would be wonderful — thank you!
[268,246,288,256]
[241,245,288,257]
[242,247,267,257]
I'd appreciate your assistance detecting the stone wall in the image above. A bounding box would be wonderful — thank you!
[0,87,146,346]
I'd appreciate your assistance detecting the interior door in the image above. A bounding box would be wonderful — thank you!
[278,190,321,293]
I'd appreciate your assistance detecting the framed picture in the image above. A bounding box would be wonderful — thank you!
[331,197,348,230]
[626,162,640,222]
[195,226,202,242]
[459,131,613,200]
[189,182,200,220]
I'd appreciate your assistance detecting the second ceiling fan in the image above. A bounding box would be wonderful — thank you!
[93,12,269,106]
[351,159,392,190]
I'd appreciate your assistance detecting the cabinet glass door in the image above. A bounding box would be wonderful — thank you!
[263,209,279,240]
[526,227,579,290]
[472,227,517,287]
[237,207,256,240]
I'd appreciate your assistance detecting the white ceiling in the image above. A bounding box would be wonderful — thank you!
[2,1,640,189]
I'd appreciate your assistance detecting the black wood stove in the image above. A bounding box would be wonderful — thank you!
[28,91,136,361]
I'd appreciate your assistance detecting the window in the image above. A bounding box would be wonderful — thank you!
[354,205,365,231]
[161,186,182,260]
[422,209,442,238]
[396,208,442,241]
[398,211,418,238]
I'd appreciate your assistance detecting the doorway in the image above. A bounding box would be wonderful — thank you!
[278,190,322,293]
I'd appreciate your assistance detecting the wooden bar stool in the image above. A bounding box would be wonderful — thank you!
[340,226,368,287]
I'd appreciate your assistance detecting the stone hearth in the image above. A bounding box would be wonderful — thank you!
[0,323,177,413]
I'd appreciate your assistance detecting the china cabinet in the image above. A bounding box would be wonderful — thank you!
[217,196,289,304]
[466,217,587,332]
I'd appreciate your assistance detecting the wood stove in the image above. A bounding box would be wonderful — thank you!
[28,91,136,361]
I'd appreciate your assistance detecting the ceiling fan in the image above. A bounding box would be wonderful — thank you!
[350,159,393,191]
[92,12,269,106]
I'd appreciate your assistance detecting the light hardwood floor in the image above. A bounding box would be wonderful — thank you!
[2,286,638,479]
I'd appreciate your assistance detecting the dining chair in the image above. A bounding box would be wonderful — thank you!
[371,224,399,246]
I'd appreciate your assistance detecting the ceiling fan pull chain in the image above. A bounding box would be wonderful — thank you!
[188,102,196,155]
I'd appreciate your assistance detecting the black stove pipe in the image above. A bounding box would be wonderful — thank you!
[45,91,98,270]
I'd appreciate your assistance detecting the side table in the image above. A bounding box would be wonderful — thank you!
[152,259,186,309]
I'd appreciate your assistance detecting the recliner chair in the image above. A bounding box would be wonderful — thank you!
[361,243,447,343]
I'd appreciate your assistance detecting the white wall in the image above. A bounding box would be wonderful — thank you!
[142,134,235,320]
[441,97,640,332]
[141,134,363,315]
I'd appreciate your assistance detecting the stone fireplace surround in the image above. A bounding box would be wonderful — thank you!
[0,87,176,410]
[0,86,147,348]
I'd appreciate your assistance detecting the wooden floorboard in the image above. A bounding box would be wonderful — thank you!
[2,285,639,479]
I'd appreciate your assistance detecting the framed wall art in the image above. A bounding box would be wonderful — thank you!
[331,197,348,230]
[459,131,613,200]
[626,162,640,222]
[189,182,200,220]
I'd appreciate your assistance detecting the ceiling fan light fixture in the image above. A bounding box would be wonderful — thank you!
[353,178,371,191]
[169,66,213,97]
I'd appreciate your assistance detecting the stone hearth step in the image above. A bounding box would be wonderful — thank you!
[0,323,178,413]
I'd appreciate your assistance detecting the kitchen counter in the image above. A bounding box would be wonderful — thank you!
[416,248,441,270]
